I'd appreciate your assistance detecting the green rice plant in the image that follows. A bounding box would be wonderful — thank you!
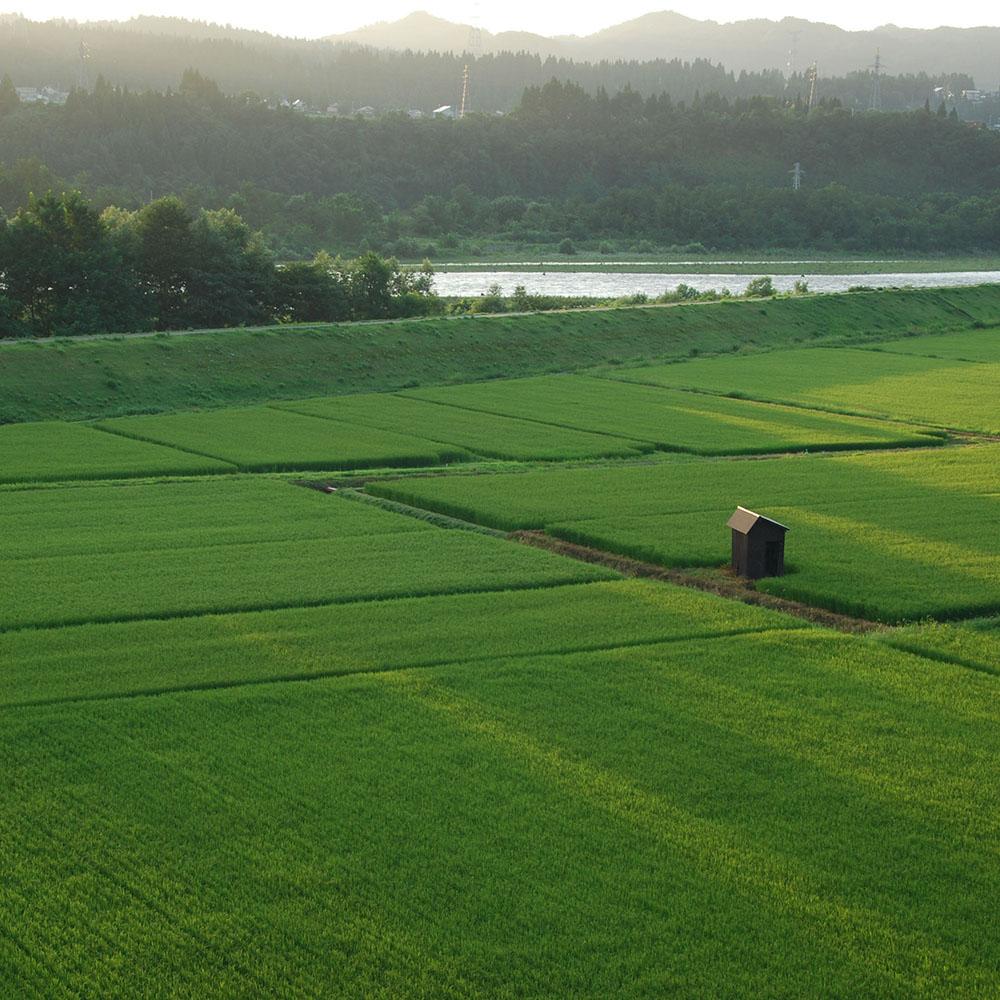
[371,444,1000,533]
[878,617,1000,674]
[95,406,469,472]
[1,629,997,996]
[0,478,432,560]
[613,348,1000,433]
[405,375,941,454]
[275,392,650,461]
[0,579,805,706]
[0,420,234,483]
[0,524,612,631]
[864,327,1000,363]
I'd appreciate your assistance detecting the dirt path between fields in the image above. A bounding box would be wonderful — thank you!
[509,530,887,634]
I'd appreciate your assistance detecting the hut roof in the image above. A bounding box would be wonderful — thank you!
[726,506,789,534]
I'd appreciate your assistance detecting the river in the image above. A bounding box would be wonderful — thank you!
[432,270,1000,298]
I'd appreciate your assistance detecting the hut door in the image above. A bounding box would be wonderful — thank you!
[765,540,782,576]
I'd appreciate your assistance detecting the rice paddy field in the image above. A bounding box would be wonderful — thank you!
[277,392,651,461]
[2,294,1000,997]
[613,343,1000,433]
[404,374,943,454]
[0,419,234,483]
[95,406,469,472]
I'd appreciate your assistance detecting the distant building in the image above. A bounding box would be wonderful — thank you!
[407,109,425,119]
[432,105,455,119]
[16,85,69,105]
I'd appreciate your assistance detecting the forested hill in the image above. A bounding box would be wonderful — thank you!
[1,77,998,256]
[1,76,996,202]
[333,10,1000,86]
[0,15,981,116]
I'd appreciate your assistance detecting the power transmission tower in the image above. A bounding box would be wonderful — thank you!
[790,162,804,191]
[78,41,92,91]
[459,22,483,118]
[807,63,818,112]
[870,49,884,111]
[786,29,800,81]
[459,63,471,118]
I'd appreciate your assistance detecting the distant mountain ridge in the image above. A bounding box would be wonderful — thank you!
[329,10,1000,87]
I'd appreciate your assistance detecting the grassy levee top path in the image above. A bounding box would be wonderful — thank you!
[2,284,999,423]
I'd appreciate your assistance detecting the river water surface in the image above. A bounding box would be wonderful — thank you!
[433,270,1000,298]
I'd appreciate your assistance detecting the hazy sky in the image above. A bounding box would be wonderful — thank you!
[17,1,1000,38]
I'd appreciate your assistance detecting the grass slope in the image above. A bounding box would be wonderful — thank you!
[0,420,234,483]
[2,285,998,423]
[1,630,997,996]
[406,375,942,454]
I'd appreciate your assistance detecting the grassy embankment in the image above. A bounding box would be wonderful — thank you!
[2,285,999,424]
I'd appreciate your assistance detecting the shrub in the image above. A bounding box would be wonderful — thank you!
[745,276,776,298]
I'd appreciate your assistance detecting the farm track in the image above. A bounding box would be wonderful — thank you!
[509,530,888,634]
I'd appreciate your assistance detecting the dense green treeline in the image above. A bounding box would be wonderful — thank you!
[0,15,978,115]
[0,190,438,337]
[1,76,998,258]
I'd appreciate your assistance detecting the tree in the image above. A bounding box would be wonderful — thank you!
[348,251,398,319]
[185,208,274,328]
[134,197,196,329]
[1,191,141,336]
[0,75,18,115]
[272,252,349,323]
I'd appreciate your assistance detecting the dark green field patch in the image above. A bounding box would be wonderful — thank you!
[95,406,468,472]
[0,420,234,483]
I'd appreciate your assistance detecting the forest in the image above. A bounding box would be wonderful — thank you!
[0,74,998,259]
[0,15,984,116]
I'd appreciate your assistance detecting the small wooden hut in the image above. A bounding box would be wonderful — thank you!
[727,507,788,580]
